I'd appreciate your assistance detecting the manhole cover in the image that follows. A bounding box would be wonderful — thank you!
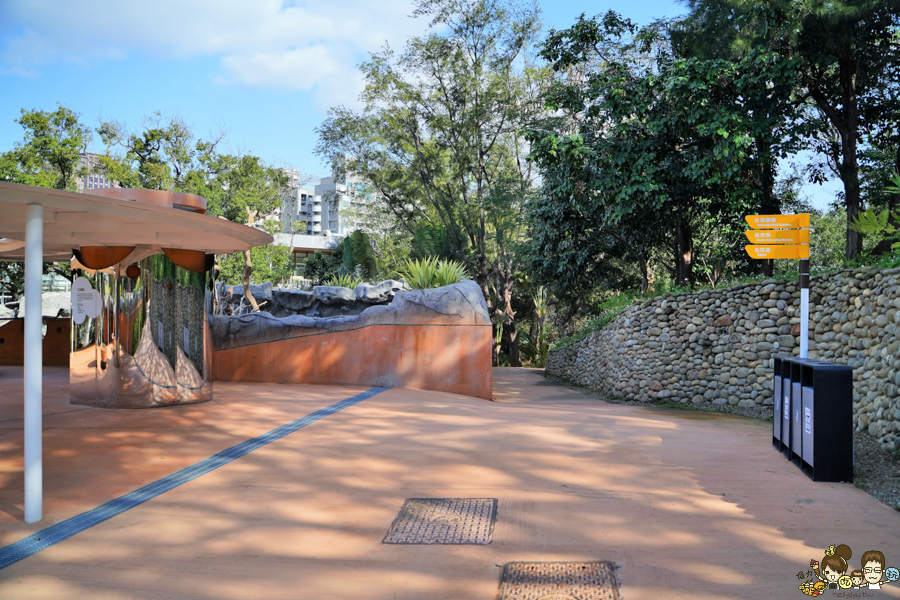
[496,561,621,600]
[382,498,497,544]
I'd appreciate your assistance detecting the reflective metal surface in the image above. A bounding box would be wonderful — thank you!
[71,253,212,408]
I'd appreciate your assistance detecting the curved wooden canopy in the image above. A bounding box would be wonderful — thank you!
[0,182,272,262]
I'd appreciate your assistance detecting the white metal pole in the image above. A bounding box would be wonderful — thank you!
[800,288,809,359]
[24,203,43,523]
[799,259,810,359]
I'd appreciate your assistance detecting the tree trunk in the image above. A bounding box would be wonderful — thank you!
[498,265,519,367]
[492,322,501,366]
[507,320,520,367]
[674,217,693,286]
[639,255,651,294]
[840,41,862,260]
[841,141,862,259]
[755,136,777,277]
[242,207,260,312]
[242,250,260,312]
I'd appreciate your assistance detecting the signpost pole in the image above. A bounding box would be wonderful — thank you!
[799,259,810,359]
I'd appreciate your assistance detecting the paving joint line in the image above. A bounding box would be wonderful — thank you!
[0,386,387,570]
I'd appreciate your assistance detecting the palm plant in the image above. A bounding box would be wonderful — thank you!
[434,259,467,287]
[532,286,549,367]
[395,257,467,289]
[326,272,363,288]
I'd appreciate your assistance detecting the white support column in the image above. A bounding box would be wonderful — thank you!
[24,203,43,523]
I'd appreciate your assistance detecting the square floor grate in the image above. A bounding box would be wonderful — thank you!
[496,561,621,600]
[382,498,497,545]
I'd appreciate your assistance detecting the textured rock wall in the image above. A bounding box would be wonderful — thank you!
[546,266,900,448]
[213,279,489,350]
[217,280,405,318]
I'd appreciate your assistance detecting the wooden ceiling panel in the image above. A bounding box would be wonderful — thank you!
[0,182,271,261]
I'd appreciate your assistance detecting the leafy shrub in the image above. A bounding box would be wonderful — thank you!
[395,257,467,289]
[396,256,439,289]
[434,259,467,287]
[553,292,636,349]
[326,272,363,288]
[410,224,447,259]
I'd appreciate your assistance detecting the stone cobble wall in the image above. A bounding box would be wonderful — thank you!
[546,266,900,447]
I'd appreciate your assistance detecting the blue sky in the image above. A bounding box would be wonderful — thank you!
[0,0,839,205]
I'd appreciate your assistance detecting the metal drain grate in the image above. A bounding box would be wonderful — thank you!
[496,561,621,600]
[382,498,497,544]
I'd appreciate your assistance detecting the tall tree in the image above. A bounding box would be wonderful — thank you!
[529,13,773,295]
[316,0,546,365]
[97,114,289,310]
[0,105,90,190]
[673,9,807,275]
[0,105,90,298]
[96,112,222,192]
[679,0,900,260]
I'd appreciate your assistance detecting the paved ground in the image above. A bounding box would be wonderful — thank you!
[0,366,898,599]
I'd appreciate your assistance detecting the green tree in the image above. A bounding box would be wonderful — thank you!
[96,114,289,310]
[303,244,345,286]
[316,0,546,365]
[858,144,900,255]
[347,230,377,279]
[96,113,219,191]
[217,219,292,288]
[0,105,90,190]
[0,105,89,299]
[678,0,900,260]
[0,262,25,302]
[528,12,776,303]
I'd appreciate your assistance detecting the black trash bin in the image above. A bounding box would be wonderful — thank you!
[772,356,788,450]
[771,355,853,482]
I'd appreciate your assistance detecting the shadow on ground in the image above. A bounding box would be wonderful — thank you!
[0,366,898,599]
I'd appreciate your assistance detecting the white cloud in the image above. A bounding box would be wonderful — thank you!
[0,0,424,103]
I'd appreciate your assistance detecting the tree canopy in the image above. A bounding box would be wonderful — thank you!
[0,105,90,190]
[316,0,547,365]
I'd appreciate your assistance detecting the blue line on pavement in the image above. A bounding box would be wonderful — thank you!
[0,387,387,570]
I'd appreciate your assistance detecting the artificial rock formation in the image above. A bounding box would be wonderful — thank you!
[211,279,493,399]
[6,292,71,319]
[213,279,489,350]
[218,280,406,318]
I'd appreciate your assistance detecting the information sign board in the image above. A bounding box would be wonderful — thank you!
[745,245,810,259]
[745,214,810,229]
[745,229,810,244]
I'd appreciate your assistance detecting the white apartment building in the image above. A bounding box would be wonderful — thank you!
[278,185,316,234]
[278,170,379,237]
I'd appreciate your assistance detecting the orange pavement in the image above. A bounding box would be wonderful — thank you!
[0,366,898,599]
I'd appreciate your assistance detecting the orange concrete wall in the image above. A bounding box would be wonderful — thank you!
[0,318,70,367]
[212,323,493,400]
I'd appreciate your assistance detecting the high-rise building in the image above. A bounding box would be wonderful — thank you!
[76,153,118,192]
[278,186,316,234]
[277,168,379,237]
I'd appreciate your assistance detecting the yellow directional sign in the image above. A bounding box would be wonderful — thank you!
[745,213,810,229]
[745,245,810,260]
[745,229,810,244]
